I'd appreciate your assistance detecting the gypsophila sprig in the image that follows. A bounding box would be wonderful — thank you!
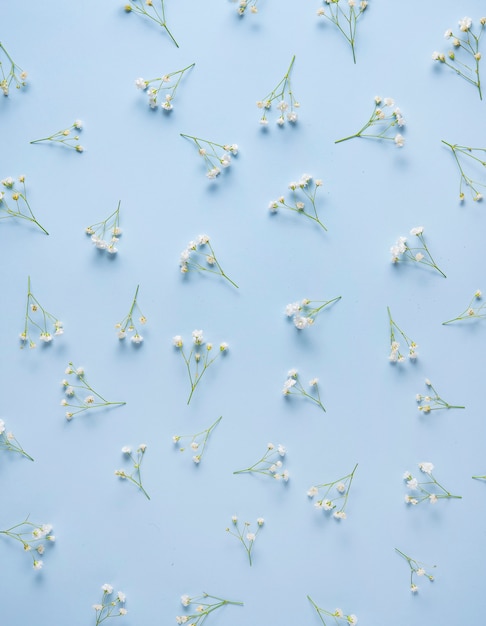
[0,42,27,96]
[307,463,358,520]
[442,141,486,202]
[115,444,150,499]
[387,307,418,363]
[180,134,238,180]
[307,596,358,626]
[30,120,84,152]
[173,331,229,404]
[416,378,465,414]
[135,63,194,111]
[233,0,259,16]
[285,296,341,329]
[177,592,243,624]
[283,369,326,413]
[432,17,485,100]
[0,419,33,461]
[0,517,54,570]
[115,285,146,343]
[0,175,48,234]
[61,362,126,421]
[335,96,405,146]
[269,174,327,231]
[225,516,264,566]
[390,226,446,277]
[317,0,369,64]
[172,415,222,464]
[19,276,63,349]
[403,462,461,505]
[180,234,238,288]
[257,55,299,127]
[395,548,436,593]
[234,442,289,482]
[124,0,178,47]
[85,200,121,254]
[93,585,127,624]
[442,289,486,324]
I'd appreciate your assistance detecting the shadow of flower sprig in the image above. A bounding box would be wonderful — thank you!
[432,17,485,100]
[124,0,178,47]
[234,442,289,482]
[316,0,369,64]
[416,378,465,414]
[403,462,461,505]
[336,96,405,147]
[61,362,126,421]
[172,415,222,464]
[135,62,194,111]
[395,548,436,594]
[0,418,33,461]
[0,517,54,570]
[0,175,48,235]
[307,463,358,520]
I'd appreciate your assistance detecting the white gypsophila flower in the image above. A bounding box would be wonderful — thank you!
[257,517,265,526]
[0,419,5,434]
[348,615,358,625]
[135,77,146,89]
[307,486,318,497]
[293,316,310,329]
[181,595,191,607]
[336,482,346,493]
[285,302,301,316]
[246,532,256,541]
[117,591,126,602]
[458,16,472,32]
[102,584,114,594]
[394,133,405,147]
[282,378,297,394]
[121,446,131,454]
[419,461,434,475]
[407,478,418,490]
[410,226,424,236]
[119,608,127,616]
[192,329,204,344]
[277,444,286,456]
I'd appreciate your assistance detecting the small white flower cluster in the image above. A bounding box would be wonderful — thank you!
[115,285,146,344]
[234,442,289,482]
[390,226,446,277]
[92,584,127,623]
[234,0,258,15]
[283,369,326,412]
[335,96,405,147]
[0,518,55,570]
[85,201,122,255]
[180,134,238,179]
[0,175,48,234]
[308,597,358,626]
[395,548,436,594]
[285,295,341,329]
[177,592,243,625]
[416,378,465,413]
[135,63,194,111]
[179,234,238,287]
[19,277,63,349]
[115,444,150,499]
[433,16,485,99]
[387,306,418,363]
[403,462,461,505]
[226,516,264,565]
[30,120,84,152]
[441,140,486,202]
[0,42,28,96]
[307,463,358,521]
[269,174,327,231]
[124,0,179,47]
[442,289,486,324]
[172,416,222,464]
[317,0,368,63]
[257,55,299,126]
[0,418,33,460]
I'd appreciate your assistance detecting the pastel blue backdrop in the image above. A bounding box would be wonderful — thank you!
[1,0,486,624]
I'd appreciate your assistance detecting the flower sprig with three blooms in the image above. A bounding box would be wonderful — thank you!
[395,548,436,594]
[61,362,126,421]
[85,201,122,254]
[0,175,48,235]
[115,284,146,344]
[0,517,55,570]
[335,96,405,147]
[30,120,84,152]
[387,306,418,363]
[19,276,63,349]
[225,516,264,566]
[442,289,486,324]
[233,442,289,482]
[135,62,194,111]
[233,0,258,16]
[93,584,127,624]
[433,17,485,100]
[177,592,243,625]
[257,55,299,127]
[307,463,358,520]
[0,418,33,461]
[283,369,326,413]
[307,596,358,626]
[0,42,27,96]
[390,226,446,277]
[416,378,465,414]
[179,234,238,288]
[173,331,229,404]
[403,462,461,505]
[124,0,178,47]
[316,0,369,64]
[115,444,150,500]
[172,415,222,464]
[180,134,238,180]
[285,295,341,330]
[441,140,486,202]
[268,174,327,231]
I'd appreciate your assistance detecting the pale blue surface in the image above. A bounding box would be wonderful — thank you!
[1,0,486,624]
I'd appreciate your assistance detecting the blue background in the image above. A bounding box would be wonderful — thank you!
[1,0,486,623]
